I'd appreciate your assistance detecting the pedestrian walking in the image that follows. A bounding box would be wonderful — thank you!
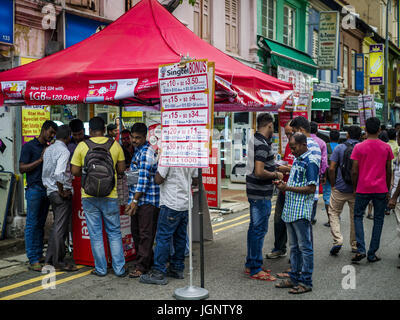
[323,130,340,227]
[19,120,58,271]
[244,113,283,281]
[266,121,293,259]
[126,123,160,278]
[351,117,393,264]
[42,125,77,272]
[327,125,361,255]
[275,132,319,294]
[71,116,127,277]
[139,166,197,285]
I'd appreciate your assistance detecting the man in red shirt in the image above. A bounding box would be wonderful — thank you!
[266,121,294,259]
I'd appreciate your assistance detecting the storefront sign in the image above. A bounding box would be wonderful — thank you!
[158,59,215,168]
[313,81,340,97]
[0,0,14,45]
[318,11,339,70]
[369,44,384,85]
[358,95,376,129]
[202,145,220,208]
[317,123,340,130]
[312,91,331,111]
[65,13,109,48]
[278,111,308,155]
[21,106,51,144]
[344,96,359,111]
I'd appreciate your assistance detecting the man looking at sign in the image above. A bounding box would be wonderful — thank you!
[19,120,58,271]
[126,123,160,278]
[244,113,283,281]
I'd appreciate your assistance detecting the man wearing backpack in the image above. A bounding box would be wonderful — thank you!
[351,117,393,263]
[327,125,361,255]
[71,117,127,277]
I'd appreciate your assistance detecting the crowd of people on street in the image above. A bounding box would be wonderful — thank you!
[18,112,400,293]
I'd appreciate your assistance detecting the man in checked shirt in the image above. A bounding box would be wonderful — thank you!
[126,123,160,278]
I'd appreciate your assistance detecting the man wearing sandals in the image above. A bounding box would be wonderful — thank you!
[244,113,283,281]
[42,125,77,272]
[274,133,319,294]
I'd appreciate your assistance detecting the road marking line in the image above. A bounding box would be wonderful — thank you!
[0,265,86,294]
[0,269,93,300]
[212,205,275,228]
[213,219,250,233]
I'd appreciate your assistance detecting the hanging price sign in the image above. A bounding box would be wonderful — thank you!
[158,59,215,168]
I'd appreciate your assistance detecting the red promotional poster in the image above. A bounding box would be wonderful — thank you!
[202,146,220,208]
[147,123,161,152]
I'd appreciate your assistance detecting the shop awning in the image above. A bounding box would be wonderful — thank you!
[0,0,293,112]
[258,36,318,76]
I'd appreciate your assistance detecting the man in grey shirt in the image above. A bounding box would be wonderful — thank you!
[42,125,77,272]
[140,166,198,285]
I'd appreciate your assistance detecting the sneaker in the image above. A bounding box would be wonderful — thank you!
[330,245,342,256]
[139,270,168,285]
[266,250,287,259]
[167,268,184,279]
[115,268,128,278]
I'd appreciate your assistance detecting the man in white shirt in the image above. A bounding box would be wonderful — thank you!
[140,166,198,285]
[42,125,77,272]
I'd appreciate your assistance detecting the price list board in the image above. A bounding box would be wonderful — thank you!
[158,59,215,168]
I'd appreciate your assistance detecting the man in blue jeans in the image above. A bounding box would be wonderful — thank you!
[20,120,58,271]
[71,117,127,277]
[351,117,393,263]
[275,133,319,294]
[140,166,198,285]
[244,113,283,281]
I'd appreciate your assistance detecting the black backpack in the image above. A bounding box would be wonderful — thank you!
[340,141,357,185]
[82,138,115,197]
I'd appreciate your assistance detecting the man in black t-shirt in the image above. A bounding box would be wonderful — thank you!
[19,120,58,271]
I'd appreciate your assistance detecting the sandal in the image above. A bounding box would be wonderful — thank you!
[250,271,276,281]
[275,278,296,288]
[129,269,143,278]
[367,255,381,263]
[28,263,42,272]
[60,264,78,272]
[351,253,366,263]
[244,266,271,275]
[289,284,312,294]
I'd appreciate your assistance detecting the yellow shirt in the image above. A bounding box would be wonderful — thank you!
[388,140,399,167]
[71,137,125,198]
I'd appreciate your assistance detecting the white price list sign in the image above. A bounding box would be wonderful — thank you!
[158,59,215,168]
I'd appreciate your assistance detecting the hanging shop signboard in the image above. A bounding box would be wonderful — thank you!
[0,0,14,45]
[355,53,364,92]
[158,59,215,168]
[318,11,339,70]
[311,91,331,111]
[369,44,384,86]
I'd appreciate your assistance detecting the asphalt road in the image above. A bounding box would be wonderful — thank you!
[0,198,399,301]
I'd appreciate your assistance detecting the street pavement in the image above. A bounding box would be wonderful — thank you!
[0,196,399,300]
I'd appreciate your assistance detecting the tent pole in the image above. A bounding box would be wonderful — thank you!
[198,168,205,288]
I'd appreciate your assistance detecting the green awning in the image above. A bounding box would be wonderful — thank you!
[257,36,318,76]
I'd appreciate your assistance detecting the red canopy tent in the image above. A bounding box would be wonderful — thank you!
[0,0,293,111]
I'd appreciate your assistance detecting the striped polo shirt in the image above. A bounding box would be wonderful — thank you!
[245,132,276,200]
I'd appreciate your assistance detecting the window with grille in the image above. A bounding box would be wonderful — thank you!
[261,0,275,40]
[343,45,348,89]
[225,0,239,54]
[283,5,295,47]
[194,0,211,43]
[66,0,97,11]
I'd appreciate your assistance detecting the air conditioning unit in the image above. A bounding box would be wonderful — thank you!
[45,41,63,56]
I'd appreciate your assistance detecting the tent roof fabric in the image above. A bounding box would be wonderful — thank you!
[0,0,293,109]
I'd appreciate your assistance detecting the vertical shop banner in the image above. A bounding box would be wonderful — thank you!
[358,95,376,129]
[374,98,384,122]
[202,145,220,208]
[355,53,364,92]
[21,106,51,144]
[318,11,339,70]
[158,59,215,168]
[369,44,384,85]
[278,111,308,155]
